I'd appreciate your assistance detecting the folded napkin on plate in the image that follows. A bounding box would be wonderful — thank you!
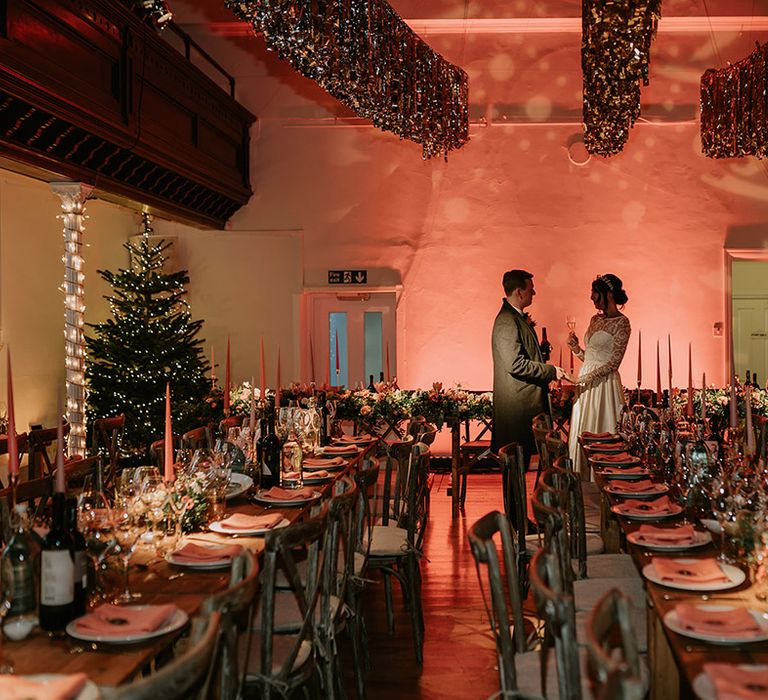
[304,456,345,467]
[303,470,330,479]
[173,542,243,562]
[611,479,655,492]
[676,604,761,637]
[0,673,88,700]
[636,524,695,544]
[322,445,358,454]
[261,486,316,501]
[588,440,625,450]
[335,434,373,442]
[621,495,674,514]
[582,431,618,440]
[592,452,636,462]
[652,557,730,584]
[74,603,177,636]
[600,466,647,475]
[218,513,283,531]
[704,663,768,700]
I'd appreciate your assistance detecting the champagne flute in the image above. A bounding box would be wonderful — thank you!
[566,316,576,331]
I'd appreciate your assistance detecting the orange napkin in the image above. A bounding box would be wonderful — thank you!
[173,542,243,562]
[636,524,695,544]
[218,513,283,531]
[261,486,316,501]
[303,470,330,478]
[588,440,625,450]
[676,604,761,637]
[75,604,177,636]
[704,663,768,699]
[304,457,346,467]
[582,431,617,440]
[621,495,674,515]
[592,452,635,463]
[0,674,88,700]
[652,558,730,584]
[600,466,647,475]
[611,479,655,492]
[336,434,374,442]
[322,445,359,454]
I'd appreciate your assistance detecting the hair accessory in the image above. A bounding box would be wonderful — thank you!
[597,274,614,291]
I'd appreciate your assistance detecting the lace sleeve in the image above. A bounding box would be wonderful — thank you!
[579,316,631,387]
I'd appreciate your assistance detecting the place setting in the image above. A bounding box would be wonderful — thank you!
[317,444,361,456]
[627,523,713,551]
[250,485,322,507]
[611,494,683,520]
[65,603,188,645]
[642,556,747,591]
[692,663,768,700]
[595,464,651,480]
[225,472,254,500]
[603,478,669,498]
[166,541,244,569]
[208,511,290,536]
[332,433,377,446]
[303,455,348,471]
[663,602,768,645]
[581,431,622,443]
[589,450,641,466]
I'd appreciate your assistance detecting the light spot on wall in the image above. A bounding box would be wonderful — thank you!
[618,180,629,190]
[622,201,646,230]
[526,95,552,120]
[556,75,567,87]
[644,136,657,148]
[670,83,681,94]
[519,138,531,151]
[443,197,471,223]
[539,60,550,72]
[545,262,573,289]
[526,45,537,58]
[489,53,515,81]
[633,150,645,163]
[546,130,556,141]
[667,43,680,57]
[663,99,675,112]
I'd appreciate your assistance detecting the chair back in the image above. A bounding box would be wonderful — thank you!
[467,511,528,695]
[403,443,431,551]
[530,548,582,700]
[103,612,221,700]
[201,548,260,700]
[586,588,644,700]
[0,476,52,541]
[28,426,66,480]
[218,416,244,438]
[530,489,573,594]
[545,430,568,463]
[353,461,380,572]
[63,455,100,492]
[91,415,125,486]
[182,426,212,451]
[325,477,358,627]
[249,514,328,693]
[381,436,414,525]
[549,459,591,579]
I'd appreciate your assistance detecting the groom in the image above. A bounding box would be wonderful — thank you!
[491,269,565,471]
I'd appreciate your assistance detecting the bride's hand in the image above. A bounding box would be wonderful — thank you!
[567,331,579,348]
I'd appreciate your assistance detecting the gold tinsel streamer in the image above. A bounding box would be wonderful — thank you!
[224,0,469,160]
[582,0,662,157]
[701,42,768,159]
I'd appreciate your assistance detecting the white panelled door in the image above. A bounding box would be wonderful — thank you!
[732,296,768,384]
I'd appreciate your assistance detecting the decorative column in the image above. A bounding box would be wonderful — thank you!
[51,182,93,455]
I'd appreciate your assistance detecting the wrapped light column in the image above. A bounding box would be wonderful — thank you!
[51,182,93,455]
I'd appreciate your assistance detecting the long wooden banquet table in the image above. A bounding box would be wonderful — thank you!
[593,454,768,700]
[5,442,377,688]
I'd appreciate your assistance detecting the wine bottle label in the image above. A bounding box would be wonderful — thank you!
[3,559,35,616]
[74,550,87,588]
[41,550,75,606]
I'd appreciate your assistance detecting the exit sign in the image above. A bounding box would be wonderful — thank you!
[328,269,367,285]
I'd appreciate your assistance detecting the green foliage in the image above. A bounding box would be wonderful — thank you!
[86,227,210,453]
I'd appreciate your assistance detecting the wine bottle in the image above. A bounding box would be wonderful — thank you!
[379,371,385,383]
[745,369,752,387]
[317,390,329,446]
[540,327,552,361]
[753,372,758,387]
[367,374,375,391]
[1,504,39,640]
[39,493,75,631]
[261,417,280,488]
[66,497,87,617]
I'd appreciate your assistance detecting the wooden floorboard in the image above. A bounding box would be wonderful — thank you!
[343,472,508,699]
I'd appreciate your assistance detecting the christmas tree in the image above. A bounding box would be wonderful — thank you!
[86,214,210,454]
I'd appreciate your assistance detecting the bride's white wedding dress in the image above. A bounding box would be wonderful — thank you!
[568,314,631,473]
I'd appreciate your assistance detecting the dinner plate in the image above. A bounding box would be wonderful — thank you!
[208,517,290,536]
[66,606,188,644]
[664,605,768,644]
[611,503,683,520]
[21,675,99,700]
[303,459,348,472]
[586,444,627,454]
[226,472,253,500]
[604,483,669,498]
[303,472,334,484]
[692,665,768,700]
[318,445,360,455]
[251,490,322,507]
[333,436,376,446]
[595,469,651,481]
[627,528,712,551]
[641,559,746,591]
[165,546,239,569]
[590,457,642,467]
[582,434,621,443]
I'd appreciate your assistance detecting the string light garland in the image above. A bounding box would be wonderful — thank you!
[223,0,469,159]
[51,183,93,455]
[701,41,768,159]
[582,0,662,157]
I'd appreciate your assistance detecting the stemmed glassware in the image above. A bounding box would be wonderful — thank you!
[708,476,737,562]
[77,491,116,604]
[139,474,169,551]
[113,505,141,603]
[0,565,13,673]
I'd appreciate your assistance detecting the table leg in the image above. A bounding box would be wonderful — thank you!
[648,599,680,700]
[600,492,622,553]
[451,423,460,519]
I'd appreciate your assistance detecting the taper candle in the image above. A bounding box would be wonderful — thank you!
[746,384,756,455]
[637,330,642,385]
[7,349,17,477]
[211,346,216,390]
[656,340,662,405]
[249,375,256,433]
[667,334,673,398]
[686,343,693,417]
[309,334,316,384]
[164,383,174,483]
[55,391,65,494]
[260,337,266,400]
[386,342,391,382]
[701,372,706,422]
[276,347,281,409]
[224,336,231,414]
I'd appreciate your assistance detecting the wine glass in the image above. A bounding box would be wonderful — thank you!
[139,474,169,551]
[709,477,737,562]
[566,316,576,331]
[113,506,141,603]
[0,562,13,673]
[78,492,116,604]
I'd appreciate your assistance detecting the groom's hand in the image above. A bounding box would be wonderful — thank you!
[554,366,567,380]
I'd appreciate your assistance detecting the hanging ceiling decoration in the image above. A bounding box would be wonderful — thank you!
[582,0,662,157]
[701,42,768,159]
[224,0,469,159]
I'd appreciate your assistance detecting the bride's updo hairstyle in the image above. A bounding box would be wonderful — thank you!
[592,274,629,308]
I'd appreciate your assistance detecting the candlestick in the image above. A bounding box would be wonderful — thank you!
[746,383,756,456]
[686,343,694,418]
[260,337,266,401]
[701,372,707,422]
[309,334,316,384]
[637,330,642,385]
[655,340,662,406]
[335,331,340,378]
[7,349,18,478]
[164,383,174,483]
[667,334,673,399]
[55,390,66,494]
[276,346,281,409]
[224,336,231,417]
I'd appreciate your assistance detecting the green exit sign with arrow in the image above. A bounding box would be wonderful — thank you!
[328,270,367,285]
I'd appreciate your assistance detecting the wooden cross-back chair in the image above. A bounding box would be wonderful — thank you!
[0,475,52,541]
[457,410,495,510]
[27,426,66,481]
[91,414,125,488]
[0,432,28,487]
[181,425,212,452]
[218,415,244,439]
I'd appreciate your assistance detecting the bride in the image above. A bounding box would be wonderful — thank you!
[566,274,631,474]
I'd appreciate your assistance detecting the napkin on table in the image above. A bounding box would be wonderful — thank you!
[74,603,177,636]
[303,470,330,479]
[322,445,358,454]
[611,479,655,492]
[218,513,283,531]
[591,452,636,463]
[261,486,316,501]
[652,557,730,584]
[676,604,761,637]
[600,466,647,475]
[621,495,674,515]
[173,542,243,562]
[704,663,768,699]
[587,441,626,450]
[635,524,695,545]
[335,434,373,442]
[582,431,617,440]
[0,673,88,700]
[304,456,345,467]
